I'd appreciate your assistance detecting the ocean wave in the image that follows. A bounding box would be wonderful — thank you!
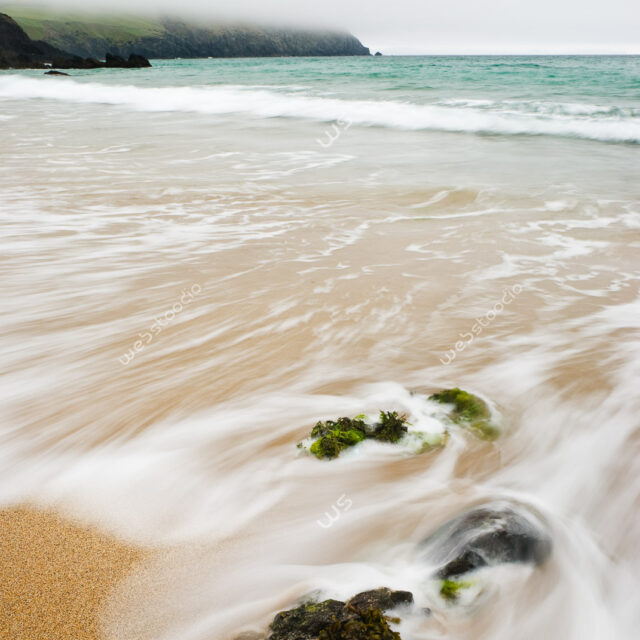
[438,98,640,118]
[1,75,639,144]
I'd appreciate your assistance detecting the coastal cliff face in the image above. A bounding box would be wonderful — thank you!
[1,8,371,59]
[0,13,151,69]
[0,12,69,67]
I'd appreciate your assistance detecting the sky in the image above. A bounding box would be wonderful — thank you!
[11,0,640,54]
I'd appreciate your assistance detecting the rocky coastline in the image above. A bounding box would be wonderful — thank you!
[0,13,150,70]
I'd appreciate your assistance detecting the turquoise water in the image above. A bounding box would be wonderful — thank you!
[150,55,640,104]
[2,56,640,143]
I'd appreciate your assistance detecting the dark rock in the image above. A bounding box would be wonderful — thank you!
[268,589,413,640]
[127,53,151,67]
[346,588,413,613]
[317,608,401,640]
[86,57,103,67]
[105,52,128,67]
[419,502,552,579]
[269,599,351,640]
[45,70,70,76]
[375,51,383,56]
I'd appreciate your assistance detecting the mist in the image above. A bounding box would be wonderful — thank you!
[5,0,640,56]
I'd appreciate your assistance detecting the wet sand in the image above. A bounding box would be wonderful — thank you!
[0,506,147,640]
[1,60,639,640]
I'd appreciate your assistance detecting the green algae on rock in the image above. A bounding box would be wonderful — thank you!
[439,578,474,602]
[318,608,401,640]
[371,411,409,443]
[301,412,411,460]
[267,589,411,640]
[308,417,368,459]
[269,599,347,640]
[429,388,500,441]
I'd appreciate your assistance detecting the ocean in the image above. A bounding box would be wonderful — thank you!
[0,56,639,640]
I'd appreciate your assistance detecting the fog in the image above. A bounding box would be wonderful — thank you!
[7,0,640,55]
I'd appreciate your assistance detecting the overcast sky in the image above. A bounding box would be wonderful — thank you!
[22,0,640,54]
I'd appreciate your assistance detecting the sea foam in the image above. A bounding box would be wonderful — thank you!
[1,75,639,144]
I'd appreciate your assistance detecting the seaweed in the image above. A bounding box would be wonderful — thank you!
[309,428,367,459]
[311,417,367,439]
[302,412,411,460]
[439,578,474,602]
[318,608,401,640]
[371,411,409,443]
[430,388,499,441]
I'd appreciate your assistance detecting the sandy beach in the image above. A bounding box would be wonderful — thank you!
[0,506,147,640]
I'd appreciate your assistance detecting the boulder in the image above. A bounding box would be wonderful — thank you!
[345,588,413,612]
[419,502,552,579]
[127,53,151,67]
[268,588,412,640]
[429,388,500,441]
[269,599,348,640]
[44,70,70,76]
[316,608,400,639]
[105,52,128,67]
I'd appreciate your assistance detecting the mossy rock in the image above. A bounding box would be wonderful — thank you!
[308,416,368,459]
[318,608,401,640]
[346,588,413,612]
[371,411,409,443]
[268,589,411,640]
[429,388,499,441]
[301,412,411,460]
[269,599,347,640]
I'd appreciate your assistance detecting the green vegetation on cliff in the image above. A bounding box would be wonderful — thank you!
[0,5,371,59]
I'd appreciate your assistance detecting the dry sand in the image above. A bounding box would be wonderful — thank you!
[0,505,147,640]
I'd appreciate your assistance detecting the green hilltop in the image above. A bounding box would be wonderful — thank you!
[0,4,371,58]
[0,5,164,43]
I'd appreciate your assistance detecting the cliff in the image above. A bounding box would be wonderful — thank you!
[0,6,370,59]
[0,13,150,69]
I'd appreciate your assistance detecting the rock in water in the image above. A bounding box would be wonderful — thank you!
[44,70,69,76]
[346,588,413,612]
[127,53,151,68]
[105,52,127,67]
[269,600,348,640]
[419,501,552,578]
[267,588,412,640]
[318,608,401,640]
